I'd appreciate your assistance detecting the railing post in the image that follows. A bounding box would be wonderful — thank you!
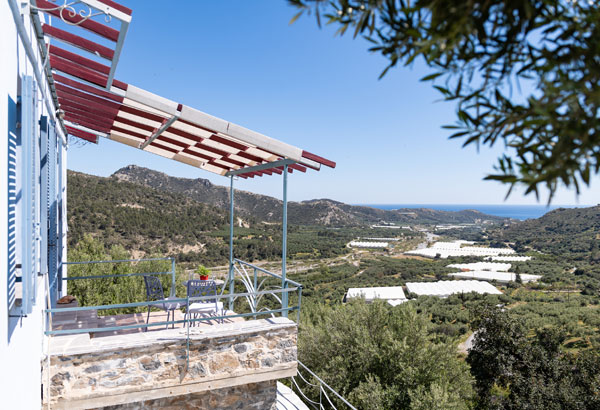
[185,294,190,371]
[253,267,258,310]
[170,258,176,297]
[282,164,288,318]
[297,286,302,324]
[320,386,323,408]
[253,267,258,319]
[229,176,235,312]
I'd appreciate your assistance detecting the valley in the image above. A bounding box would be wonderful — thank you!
[67,167,600,408]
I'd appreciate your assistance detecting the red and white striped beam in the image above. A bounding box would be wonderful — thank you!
[36,0,132,92]
[37,0,336,175]
[53,74,335,176]
[42,27,333,174]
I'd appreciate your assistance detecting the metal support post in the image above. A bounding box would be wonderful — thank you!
[297,287,303,324]
[253,267,258,319]
[228,176,235,311]
[170,258,176,297]
[282,165,289,317]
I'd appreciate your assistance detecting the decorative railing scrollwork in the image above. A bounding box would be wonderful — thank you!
[31,0,112,26]
[231,259,281,315]
[226,259,303,322]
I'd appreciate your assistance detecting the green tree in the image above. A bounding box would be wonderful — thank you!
[514,265,523,284]
[299,300,474,409]
[467,307,529,406]
[68,234,180,314]
[468,307,600,409]
[289,0,600,201]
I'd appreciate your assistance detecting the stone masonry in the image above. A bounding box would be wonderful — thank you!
[42,318,297,409]
[97,380,277,410]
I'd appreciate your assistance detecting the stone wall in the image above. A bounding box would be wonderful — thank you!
[98,381,276,410]
[43,318,297,409]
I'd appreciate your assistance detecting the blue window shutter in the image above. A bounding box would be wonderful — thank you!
[47,121,59,307]
[20,75,37,315]
[40,116,49,287]
[57,141,65,296]
[56,141,68,295]
[33,81,41,303]
[7,110,18,312]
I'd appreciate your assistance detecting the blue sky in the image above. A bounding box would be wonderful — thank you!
[66,1,598,206]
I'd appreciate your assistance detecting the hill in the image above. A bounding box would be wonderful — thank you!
[68,167,510,264]
[67,171,230,258]
[492,205,600,261]
[67,171,365,264]
[111,165,509,226]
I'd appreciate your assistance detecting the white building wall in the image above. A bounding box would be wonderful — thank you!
[0,3,66,408]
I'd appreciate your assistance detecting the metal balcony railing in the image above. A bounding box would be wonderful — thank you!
[228,258,303,323]
[45,257,302,336]
[289,361,357,410]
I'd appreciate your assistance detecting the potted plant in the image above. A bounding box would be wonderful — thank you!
[196,264,210,281]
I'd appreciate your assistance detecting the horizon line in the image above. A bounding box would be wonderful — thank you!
[354,203,597,207]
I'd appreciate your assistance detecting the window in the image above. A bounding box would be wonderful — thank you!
[44,117,60,307]
[7,98,18,313]
[9,75,40,316]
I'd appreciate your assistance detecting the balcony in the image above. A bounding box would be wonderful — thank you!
[42,258,301,409]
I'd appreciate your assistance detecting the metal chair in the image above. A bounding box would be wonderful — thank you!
[143,275,181,331]
[185,280,224,326]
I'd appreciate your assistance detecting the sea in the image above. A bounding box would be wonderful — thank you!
[357,204,586,221]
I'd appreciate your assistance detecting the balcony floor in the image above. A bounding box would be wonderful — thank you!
[51,308,243,338]
[47,316,295,359]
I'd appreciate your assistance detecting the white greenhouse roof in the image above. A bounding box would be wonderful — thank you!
[449,271,541,283]
[349,241,388,248]
[405,280,502,297]
[488,255,533,262]
[405,240,515,259]
[447,262,511,272]
[346,286,407,303]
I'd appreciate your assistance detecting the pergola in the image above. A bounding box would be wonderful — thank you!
[31,0,335,315]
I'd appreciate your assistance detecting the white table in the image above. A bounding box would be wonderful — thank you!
[183,279,224,287]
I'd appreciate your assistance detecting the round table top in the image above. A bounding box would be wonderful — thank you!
[183,279,224,286]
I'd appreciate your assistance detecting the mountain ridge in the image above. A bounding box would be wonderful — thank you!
[68,167,600,266]
[110,165,510,226]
